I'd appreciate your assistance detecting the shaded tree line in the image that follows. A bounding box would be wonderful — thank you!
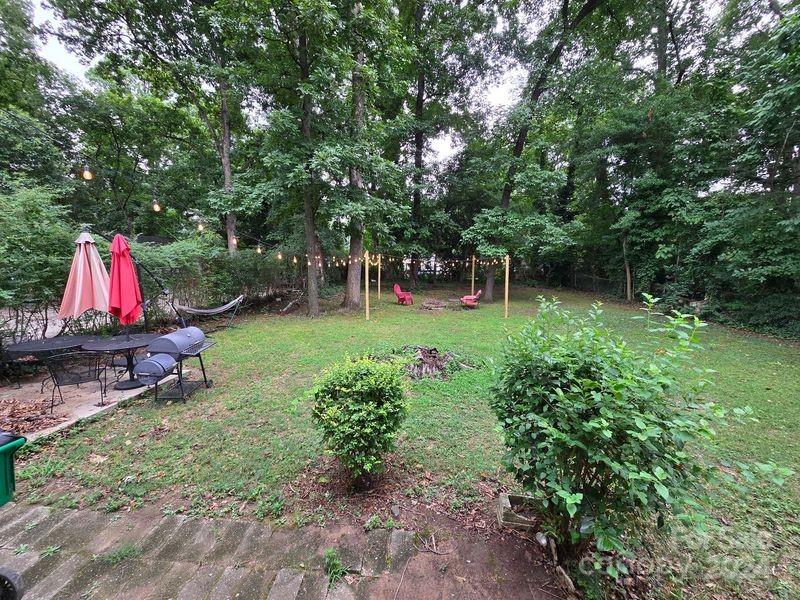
[1,0,798,334]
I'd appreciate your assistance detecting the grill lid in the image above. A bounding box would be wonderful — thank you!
[134,353,177,385]
[148,326,206,357]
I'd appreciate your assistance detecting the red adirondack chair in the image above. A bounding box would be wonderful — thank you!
[393,284,413,305]
[460,289,482,309]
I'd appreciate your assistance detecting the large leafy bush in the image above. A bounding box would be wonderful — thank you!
[312,358,407,480]
[0,185,73,308]
[490,297,736,574]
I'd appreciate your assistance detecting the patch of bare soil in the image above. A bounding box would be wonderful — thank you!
[0,396,68,434]
[286,453,522,541]
[285,454,568,598]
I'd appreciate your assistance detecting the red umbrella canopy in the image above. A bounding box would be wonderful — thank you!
[108,234,143,325]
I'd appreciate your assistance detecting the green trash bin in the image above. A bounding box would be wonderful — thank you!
[0,432,25,507]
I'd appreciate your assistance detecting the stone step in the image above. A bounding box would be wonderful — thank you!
[267,568,305,600]
[0,502,37,536]
[23,554,88,600]
[0,505,53,546]
[1,506,421,600]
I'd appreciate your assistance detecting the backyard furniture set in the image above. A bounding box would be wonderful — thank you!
[2,327,214,411]
[393,284,483,309]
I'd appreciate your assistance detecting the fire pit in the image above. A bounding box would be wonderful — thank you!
[406,346,455,379]
[419,299,447,311]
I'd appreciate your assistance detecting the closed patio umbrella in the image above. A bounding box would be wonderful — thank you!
[108,234,143,326]
[58,231,110,319]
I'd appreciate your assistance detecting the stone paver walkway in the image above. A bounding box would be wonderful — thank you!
[0,503,561,599]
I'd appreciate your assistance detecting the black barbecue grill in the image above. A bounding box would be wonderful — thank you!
[134,326,215,401]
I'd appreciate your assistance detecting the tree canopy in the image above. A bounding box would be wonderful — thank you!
[1,0,798,332]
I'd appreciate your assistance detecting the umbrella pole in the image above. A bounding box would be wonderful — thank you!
[135,262,148,333]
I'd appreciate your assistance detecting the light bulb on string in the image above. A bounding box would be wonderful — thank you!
[277,252,283,260]
[81,164,93,181]
[152,198,161,212]
[256,244,262,254]
[197,222,204,232]
[293,256,297,264]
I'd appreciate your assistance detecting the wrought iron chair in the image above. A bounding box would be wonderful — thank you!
[1,333,39,389]
[43,352,108,412]
[0,344,23,389]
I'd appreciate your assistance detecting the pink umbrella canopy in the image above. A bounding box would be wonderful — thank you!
[58,231,110,319]
[108,234,144,326]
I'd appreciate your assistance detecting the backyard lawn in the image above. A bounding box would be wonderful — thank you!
[16,285,800,597]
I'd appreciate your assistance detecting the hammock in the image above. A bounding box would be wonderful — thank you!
[175,294,244,329]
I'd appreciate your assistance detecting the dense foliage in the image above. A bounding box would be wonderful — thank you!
[0,184,73,308]
[490,298,739,575]
[312,357,407,480]
[1,0,798,333]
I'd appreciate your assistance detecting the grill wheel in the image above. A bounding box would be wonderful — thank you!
[0,569,22,600]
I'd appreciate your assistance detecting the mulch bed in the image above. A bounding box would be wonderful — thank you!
[0,397,67,434]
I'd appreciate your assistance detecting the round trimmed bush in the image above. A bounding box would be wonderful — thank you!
[312,357,407,480]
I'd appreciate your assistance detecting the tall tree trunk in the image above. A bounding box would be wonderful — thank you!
[499,0,605,209]
[485,265,496,303]
[410,1,425,286]
[219,78,237,255]
[344,2,367,310]
[557,119,582,219]
[622,235,633,301]
[653,0,669,87]
[492,0,604,298]
[299,32,320,316]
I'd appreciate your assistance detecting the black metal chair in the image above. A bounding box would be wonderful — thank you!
[1,335,39,389]
[43,352,108,412]
[0,345,23,389]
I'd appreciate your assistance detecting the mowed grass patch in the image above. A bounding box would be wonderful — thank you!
[15,285,800,596]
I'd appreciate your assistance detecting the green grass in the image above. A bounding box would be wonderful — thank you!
[16,285,800,597]
[92,543,142,565]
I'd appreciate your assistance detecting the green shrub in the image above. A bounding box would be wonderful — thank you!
[490,296,739,576]
[0,184,73,308]
[312,358,406,480]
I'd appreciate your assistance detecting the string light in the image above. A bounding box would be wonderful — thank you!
[293,256,297,264]
[277,252,283,260]
[197,222,204,232]
[256,244,262,254]
[81,164,93,181]
[152,198,161,212]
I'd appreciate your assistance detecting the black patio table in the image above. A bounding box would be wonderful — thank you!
[4,334,104,358]
[81,333,161,390]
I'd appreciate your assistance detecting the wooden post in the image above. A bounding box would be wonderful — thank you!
[471,255,476,296]
[377,254,381,300]
[504,254,510,319]
[364,250,370,321]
